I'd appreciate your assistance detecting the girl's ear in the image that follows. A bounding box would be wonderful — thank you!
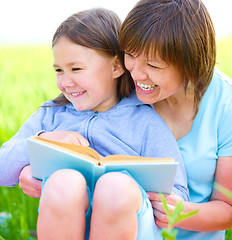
[112,56,124,79]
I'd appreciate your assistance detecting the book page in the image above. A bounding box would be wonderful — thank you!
[31,136,101,164]
[100,155,174,165]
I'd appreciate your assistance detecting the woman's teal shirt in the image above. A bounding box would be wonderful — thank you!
[177,68,232,240]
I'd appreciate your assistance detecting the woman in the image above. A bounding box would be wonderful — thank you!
[119,0,232,239]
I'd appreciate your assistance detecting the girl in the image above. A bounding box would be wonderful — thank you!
[0,8,188,240]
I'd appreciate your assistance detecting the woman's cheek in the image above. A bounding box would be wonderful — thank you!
[124,55,134,72]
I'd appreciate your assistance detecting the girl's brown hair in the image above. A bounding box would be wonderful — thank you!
[119,0,216,116]
[52,8,134,106]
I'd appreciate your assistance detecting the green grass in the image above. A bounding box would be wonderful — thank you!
[0,45,59,145]
[0,186,38,239]
[216,35,232,78]
[0,45,59,239]
[0,35,232,239]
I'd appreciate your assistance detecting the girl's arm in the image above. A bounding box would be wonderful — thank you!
[0,108,47,187]
[149,156,232,231]
[39,131,89,146]
[143,112,189,201]
[18,131,90,197]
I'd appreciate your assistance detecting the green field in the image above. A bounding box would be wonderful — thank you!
[0,45,59,239]
[0,35,232,239]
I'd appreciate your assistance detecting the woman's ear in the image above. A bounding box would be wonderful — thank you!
[112,56,124,79]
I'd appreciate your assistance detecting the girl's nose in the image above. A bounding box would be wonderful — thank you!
[61,74,75,88]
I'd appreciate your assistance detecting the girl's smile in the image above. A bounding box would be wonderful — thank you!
[53,36,123,112]
[70,91,87,98]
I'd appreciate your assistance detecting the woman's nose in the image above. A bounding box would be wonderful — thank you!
[130,63,147,82]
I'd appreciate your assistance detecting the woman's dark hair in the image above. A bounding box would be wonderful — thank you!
[119,0,216,116]
[52,8,134,106]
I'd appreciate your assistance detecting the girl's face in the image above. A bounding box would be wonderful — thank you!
[124,51,184,104]
[53,37,122,112]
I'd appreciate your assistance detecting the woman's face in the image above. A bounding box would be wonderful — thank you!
[124,51,184,104]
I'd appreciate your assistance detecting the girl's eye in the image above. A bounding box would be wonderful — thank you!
[72,68,81,71]
[55,68,63,73]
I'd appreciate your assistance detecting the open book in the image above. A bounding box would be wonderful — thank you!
[27,136,178,193]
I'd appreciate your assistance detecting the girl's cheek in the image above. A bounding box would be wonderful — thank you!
[56,79,65,92]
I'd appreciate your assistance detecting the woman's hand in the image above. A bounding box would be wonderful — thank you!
[19,165,42,198]
[148,191,184,228]
[39,131,89,146]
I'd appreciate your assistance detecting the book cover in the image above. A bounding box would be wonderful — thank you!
[27,136,178,193]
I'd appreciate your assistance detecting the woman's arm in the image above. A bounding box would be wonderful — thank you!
[149,156,232,231]
[19,165,42,198]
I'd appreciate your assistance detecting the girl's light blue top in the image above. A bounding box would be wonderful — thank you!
[0,91,189,201]
[176,68,232,240]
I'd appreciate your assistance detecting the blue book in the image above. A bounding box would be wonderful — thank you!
[28,136,178,194]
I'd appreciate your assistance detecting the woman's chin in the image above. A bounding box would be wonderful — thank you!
[136,89,157,104]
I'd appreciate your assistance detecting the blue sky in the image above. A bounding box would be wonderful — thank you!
[0,0,231,44]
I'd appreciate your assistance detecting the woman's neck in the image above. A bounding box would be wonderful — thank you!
[153,88,195,140]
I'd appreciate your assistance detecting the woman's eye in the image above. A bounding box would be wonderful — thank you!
[125,52,134,58]
[147,63,160,69]
[55,68,63,73]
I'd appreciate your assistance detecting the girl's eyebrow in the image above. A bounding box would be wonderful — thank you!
[53,64,59,68]
[53,61,83,68]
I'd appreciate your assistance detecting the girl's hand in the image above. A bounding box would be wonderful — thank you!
[148,191,184,228]
[19,165,42,198]
[39,131,89,146]
[19,132,89,198]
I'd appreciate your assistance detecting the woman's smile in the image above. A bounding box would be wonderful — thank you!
[136,81,157,90]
